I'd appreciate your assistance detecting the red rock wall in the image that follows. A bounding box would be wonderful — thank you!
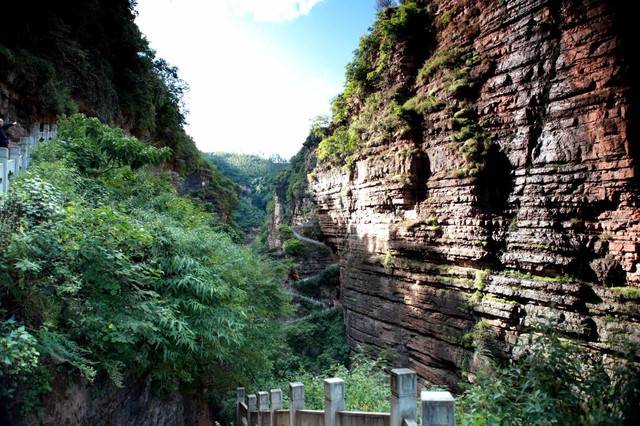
[310,0,639,387]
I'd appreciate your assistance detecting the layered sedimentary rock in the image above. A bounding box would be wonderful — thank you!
[305,0,639,387]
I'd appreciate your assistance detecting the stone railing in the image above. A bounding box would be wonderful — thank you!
[0,123,57,193]
[236,369,455,426]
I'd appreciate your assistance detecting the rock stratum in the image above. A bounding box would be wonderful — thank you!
[290,0,639,387]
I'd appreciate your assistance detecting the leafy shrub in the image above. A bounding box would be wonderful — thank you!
[0,319,39,381]
[283,238,305,257]
[317,126,358,165]
[278,224,294,240]
[276,308,350,378]
[417,48,461,81]
[11,177,64,223]
[402,93,445,115]
[611,286,640,300]
[46,114,172,176]
[294,264,340,299]
[0,116,290,410]
[295,354,390,412]
[457,331,640,425]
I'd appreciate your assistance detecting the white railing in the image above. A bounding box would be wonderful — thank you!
[0,123,57,193]
[237,369,455,426]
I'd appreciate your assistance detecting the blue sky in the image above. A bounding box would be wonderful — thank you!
[136,0,376,158]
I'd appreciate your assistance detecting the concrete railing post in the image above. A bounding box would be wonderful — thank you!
[43,124,50,141]
[237,387,246,426]
[9,147,21,174]
[19,139,30,170]
[270,389,283,426]
[258,391,270,426]
[289,382,304,426]
[324,378,345,426]
[248,394,258,426]
[421,391,455,426]
[1,148,9,193]
[30,123,40,142]
[391,369,417,426]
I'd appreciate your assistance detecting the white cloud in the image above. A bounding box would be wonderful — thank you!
[228,0,323,22]
[135,0,338,158]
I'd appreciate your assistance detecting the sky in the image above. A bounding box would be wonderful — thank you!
[135,0,377,158]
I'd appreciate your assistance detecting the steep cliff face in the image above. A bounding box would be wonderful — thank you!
[304,0,639,387]
[11,376,213,426]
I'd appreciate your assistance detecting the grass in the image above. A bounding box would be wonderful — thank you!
[600,232,613,241]
[474,269,489,290]
[382,250,396,271]
[610,286,640,300]
[417,48,461,81]
[499,269,578,284]
[425,215,439,230]
[402,94,445,115]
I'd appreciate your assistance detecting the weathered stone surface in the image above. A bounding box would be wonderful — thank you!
[300,0,639,387]
[12,375,214,426]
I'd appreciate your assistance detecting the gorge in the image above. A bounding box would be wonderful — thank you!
[1,0,639,424]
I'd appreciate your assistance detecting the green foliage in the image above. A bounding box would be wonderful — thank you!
[461,320,496,353]
[346,0,433,93]
[318,1,433,167]
[417,48,462,81]
[0,116,290,409]
[402,93,445,115]
[319,93,412,165]
[0,320,39,381]
[457,331,640,425]
[295,354,390,412]
[293,264,340,299]
[382,250,396,270]
[278,224,294,240]
[611,286,640,300]
[205,152,286,234]
[474,270,489,290]
[277,308,350,379]
[271,126,326,227]
[448,106,496,177]
[317,126,358,165]
[331,94,350,125]
[0,1,211,175]
[49,114,172,176]
[498,269,577,284]
[283,238,306,257]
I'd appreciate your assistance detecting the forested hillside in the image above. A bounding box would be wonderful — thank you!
[0,116,291,422]
[205,153,286,234]
[0,0,238,219]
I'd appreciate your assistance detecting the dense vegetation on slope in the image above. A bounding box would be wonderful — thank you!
[0,0,240,219]
[316,0,494,177]
[316,0,433,167]
[269,119,328,226]
[205,153,286,234]
[0,116,289,418]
